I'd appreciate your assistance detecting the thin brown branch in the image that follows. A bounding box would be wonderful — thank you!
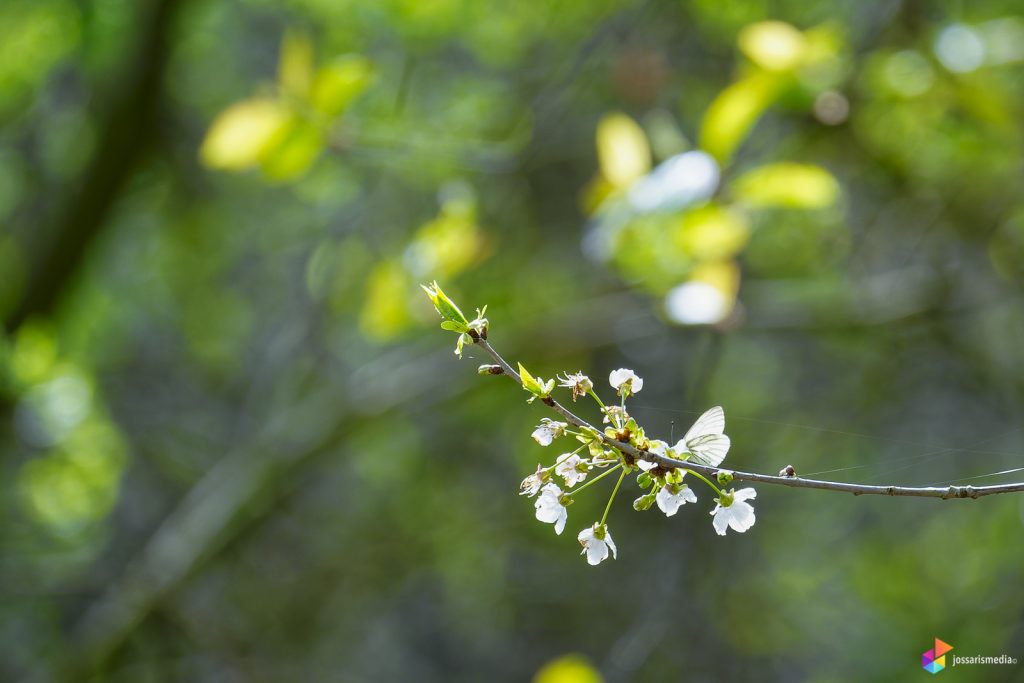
[475,338,1024,500]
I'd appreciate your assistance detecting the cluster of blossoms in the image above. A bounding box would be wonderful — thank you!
[422,281,757,566]
[518,367,756,565]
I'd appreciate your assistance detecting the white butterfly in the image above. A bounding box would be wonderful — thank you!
[674,406,730,467]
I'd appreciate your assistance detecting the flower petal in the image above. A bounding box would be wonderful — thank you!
[656,487,680,516]
[586,539,608,565]
[712,507,729,535]
[727,501,755,533]
[734,487,757,502]
[554,508,567,535]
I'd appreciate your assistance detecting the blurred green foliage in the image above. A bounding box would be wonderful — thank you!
[1,0,1023,681]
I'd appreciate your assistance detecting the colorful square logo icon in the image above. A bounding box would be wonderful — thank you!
[922,638,954,674]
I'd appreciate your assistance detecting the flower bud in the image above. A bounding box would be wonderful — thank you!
[633,493,656,511]
[716,470,734,486]
[637,472,653,489]
[779,464,796,478]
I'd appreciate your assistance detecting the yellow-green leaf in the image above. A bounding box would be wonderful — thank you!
[518,362,538,391]
[421,280,469,329]
[738,21,806,72]
[278,28,314,100]
[405,203,481,279]
[698,73,779,165]
[200,98,294,170]
[596,112,651,188]
[731,162,839,209]
[518,362,550,397]
[361,261,411,340]
[533,654,604,683]
[674,204,751,261]
[310,55,374,118]
[260,120,324,182]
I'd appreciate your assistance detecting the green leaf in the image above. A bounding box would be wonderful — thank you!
[454,333,469,358]
[200,98,294,171]
[310,55,374,118]
[738,21,806,72]
[673,204,751,261]
[731,162,840,209]
[699,73,780,165]
[259,119,324,182]
[533,654,604,683]
[278,29,314,100]
[518,362,541,394]
[596,112,651,188]
[360,261,412,340]
[421,281,470,329]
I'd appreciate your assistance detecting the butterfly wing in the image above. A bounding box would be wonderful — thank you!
[685,433,730,467]
[682,407,729,466]
[684,406,725,441]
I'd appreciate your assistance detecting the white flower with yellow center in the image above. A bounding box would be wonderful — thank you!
[577,523,617,565]
[531,419,567,446]
[535,483,568,535]
[609,368,643,397]
[710,488,757,535]
[519,465,547,497]
[656,484,698,516]
[554,453,588,487]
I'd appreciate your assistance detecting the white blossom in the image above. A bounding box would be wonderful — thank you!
[558,372,593,402]
[609,368,643,396]
[535,483,568,535]
[519,465,547,497]
[656,484,698,516]
[602,405,626,425]
[531,419,567,446]
[710,488,757,535]
[577,523,617,565]
[554,453,588,488]
[638,439,669,472]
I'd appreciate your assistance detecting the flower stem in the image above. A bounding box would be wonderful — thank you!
[545,444,588,472]
[567,463,622,497]
[588,389,617,428]
[686,468,723,496]
[600,466,629,526]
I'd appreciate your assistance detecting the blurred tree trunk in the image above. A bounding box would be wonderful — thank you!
[3,0,184,333]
